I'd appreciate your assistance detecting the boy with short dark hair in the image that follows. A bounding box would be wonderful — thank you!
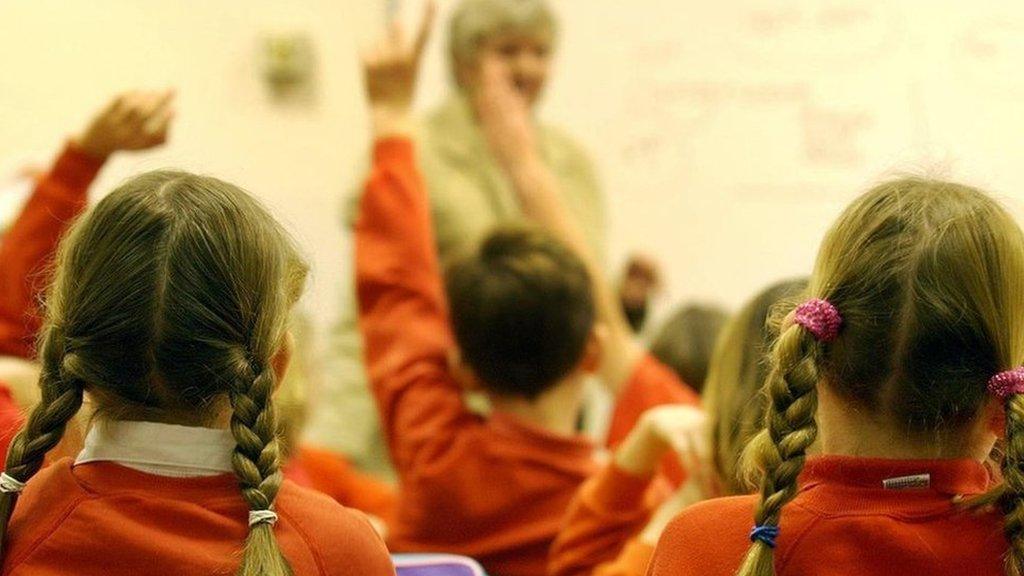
[355,9,696,575]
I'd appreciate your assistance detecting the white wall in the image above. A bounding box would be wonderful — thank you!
[3,0,1024,346]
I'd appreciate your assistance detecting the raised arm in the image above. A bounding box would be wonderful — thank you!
[551,405,710,576]
[471,57,642,395]
[0,90,174,359]
[354,4,482,474]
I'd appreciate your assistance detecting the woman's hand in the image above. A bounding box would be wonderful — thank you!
[361,2,435,138]
[474,55,539,175]
[74,90,176,160]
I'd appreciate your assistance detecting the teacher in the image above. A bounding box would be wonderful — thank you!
[309,0,606,477]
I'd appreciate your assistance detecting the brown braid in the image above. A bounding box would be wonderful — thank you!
[0,333,84,556]
[228,353,292,576]
[736,323,820,576]
[1001,394,1024,576]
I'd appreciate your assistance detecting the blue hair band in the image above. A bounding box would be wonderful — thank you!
[749,525,780,548]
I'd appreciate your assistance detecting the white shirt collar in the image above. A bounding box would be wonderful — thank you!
[75,420,236,478]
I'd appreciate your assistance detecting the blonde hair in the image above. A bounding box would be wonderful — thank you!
[702,279,806,495]
[0,170,309,576]
[447,0,558,87]
[275,311,315,460]
[736,178,1024,576]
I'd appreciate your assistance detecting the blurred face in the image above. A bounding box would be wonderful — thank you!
[464,31,553,107]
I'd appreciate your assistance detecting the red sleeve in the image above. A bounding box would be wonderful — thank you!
[354,138,480,480]
[605,355,700,486]
[550,463,667,576]
[0,143,103,358]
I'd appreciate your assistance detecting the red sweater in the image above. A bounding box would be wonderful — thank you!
[647,456,1006,576]
[355,139,689,576]
[0,143,101,360]
[285,445,396,520]
[1,459,395,575]
[550,464,668,576]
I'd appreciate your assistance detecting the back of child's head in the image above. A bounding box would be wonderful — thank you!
[445,225,595,400]
[701,279,806,495]
[737,178,1024,576]
[649,304,729,394]
[0,170,309,576]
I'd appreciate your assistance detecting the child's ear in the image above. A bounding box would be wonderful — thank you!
[579,324,607,374]
[447,347,484,392]
[271,330,295,392]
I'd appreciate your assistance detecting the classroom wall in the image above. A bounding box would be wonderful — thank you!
[3,0,1024,346]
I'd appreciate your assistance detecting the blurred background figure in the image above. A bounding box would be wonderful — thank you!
[648,303,728,394]
[311,0,607,478]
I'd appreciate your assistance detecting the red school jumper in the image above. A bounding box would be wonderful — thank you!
[647,456,1006,576]
[355,138,694,576]
[1,459,395,575]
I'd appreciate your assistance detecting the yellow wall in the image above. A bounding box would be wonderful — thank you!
[3,0,1023,341]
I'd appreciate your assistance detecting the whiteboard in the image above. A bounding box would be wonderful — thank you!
[2,0,1023,343]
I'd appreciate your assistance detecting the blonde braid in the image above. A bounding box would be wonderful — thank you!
[736,324,820,576]
[1001,393,1024,576]
[0,332,84,558]
[228,352,292,576]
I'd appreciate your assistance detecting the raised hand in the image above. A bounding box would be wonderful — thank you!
[74,90,175,160]
[614,404,709,479]
[361,1,435,137]
[474,54,538,174]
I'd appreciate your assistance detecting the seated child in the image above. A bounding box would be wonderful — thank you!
[354,9,696,576]
[649,179,1024,576]
[0,167,393,575]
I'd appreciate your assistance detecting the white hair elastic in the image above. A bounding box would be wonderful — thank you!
[0,472,26,494]
[248,509,278,527]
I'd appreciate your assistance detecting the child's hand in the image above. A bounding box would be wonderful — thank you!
[361,1,435,138]
[614,404,708,478]
[74,90,176,160]
[475,54,539,175]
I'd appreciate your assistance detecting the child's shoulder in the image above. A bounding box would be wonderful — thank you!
[648,495,759,576]
[277,480,393,574]
[669,494,759,534]
[5,458,90,566]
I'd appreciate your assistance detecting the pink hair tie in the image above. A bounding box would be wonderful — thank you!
[794,298,842,342]
[988,367,1024,399]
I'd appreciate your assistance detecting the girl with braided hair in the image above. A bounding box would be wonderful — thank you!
[648,179,1024,576]
[0,170,394,576]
